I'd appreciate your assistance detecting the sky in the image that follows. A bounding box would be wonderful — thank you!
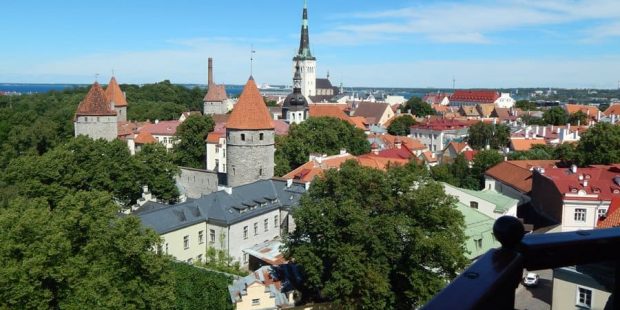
[1,0,620,88]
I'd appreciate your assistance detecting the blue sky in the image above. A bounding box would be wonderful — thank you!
[1,0,620,88]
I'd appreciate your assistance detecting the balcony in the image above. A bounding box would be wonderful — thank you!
[423,216,620,310]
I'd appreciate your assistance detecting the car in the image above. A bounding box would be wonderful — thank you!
[523,272,539,287]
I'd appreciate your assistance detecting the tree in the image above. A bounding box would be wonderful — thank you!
[275,117,370,174]
[576,122,620,165]
[466,122,510,150]
[569,111,588,125]
[387,115,416,136]
[471,150,503,188]
[521,114,546,126]
[553,142,577,166]
[135,143,180,204]
[285,161,467,308]
[172,262,233,310]
[404,97,435,117]
[173,114,215,169]
[515,100,537,111]
[0,192,175,308]
[543,107,569,125]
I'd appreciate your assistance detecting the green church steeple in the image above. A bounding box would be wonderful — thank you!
[294,0,316,61]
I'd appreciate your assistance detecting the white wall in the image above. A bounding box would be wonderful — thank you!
[484,177,531,205]
[160,223,208,263]
[227,209,282,266]
[561,199,609,232]
[206,137,227,173]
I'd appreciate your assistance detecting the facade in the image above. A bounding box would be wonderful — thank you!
[206,132,227,173]
[282,62,309,124]
[104,76,128,122]
[139,120,180,150]
[137,179,307,266]
[175,167,219,199]
[353,102,395,126]
[454,202,501,259]
[529,165,620,232]
[553,265,613,310]
[423,92,450,106]
[74,82,118,141]
[226,78,275,188]
[409,119,469,154]
[449,90,515,108]
[203,58,233,115]
[441,141,475,164]
[293,1,316,98]
[229,265,302,309]
[443,183,519,219]
[484,160,559,205]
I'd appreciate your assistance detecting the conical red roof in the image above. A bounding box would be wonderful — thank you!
[227,77,273,130]
[105,77,127,107]
[75,82,117,117]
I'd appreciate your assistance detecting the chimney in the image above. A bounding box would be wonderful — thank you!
[525,128,530,139]
[371,143,379,155]
[542,126,547,137]
[394,138,402,149]
[535,125,540,136]
[208,57,213,86]
[571,164,577,174]
[286,178,293,188]
[597,110,602,121]
[573,130,578,139]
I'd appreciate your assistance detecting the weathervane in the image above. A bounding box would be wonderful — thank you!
[95,73,99,82]
[250,45,256,76]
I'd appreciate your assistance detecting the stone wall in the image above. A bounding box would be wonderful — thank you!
[74,115,118,141]
[203,101,229,115]
[176,167,219,199]
[226,129,275,188]
[116,107,127,122]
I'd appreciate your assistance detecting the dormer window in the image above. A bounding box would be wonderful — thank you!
[593,187,601,194]
[613,188,620,194]
[570,187,578,193]
[585,174,591,180]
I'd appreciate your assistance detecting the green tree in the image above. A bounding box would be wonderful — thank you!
[172,262,233,310]
[569,111,588,125]
[553,142,577,166]
[521,114,546,126]
[275,117,370,173]
[576,122,620,165]
[515,100,537,111]
[135,143,180,204]
[543,107,569,125]
[285,161,467,308]
[471,150,503,188]
[0,192,175,309]
[466,122,510,150]
[173,114,215,169]
[387,115,416,136]
[451,154,479,189]
[404,97,435,117]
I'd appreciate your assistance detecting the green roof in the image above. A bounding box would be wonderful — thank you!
[455,202,501,259]
[456,187,519,213]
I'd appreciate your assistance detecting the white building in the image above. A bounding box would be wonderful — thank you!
[409,119,470,154]
[495,93,516,108]
[442,183,519,219]
[206,132,227,173]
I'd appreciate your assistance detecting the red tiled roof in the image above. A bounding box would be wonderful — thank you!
[308,104,366,130]
[140,120,180,136]
[206,132,222,143]
[420,151,438,163]
[423,93,450,105]
[604,104,620,116]
[485,160,559,193]
[510,138,547,151]
[448,141,469,153]
[273,119,290,136]
[565,104,599,120]
[450,90,500,104]
[598,197,620,228]
[462,150,478,161]
[227,77,274,130]
[104,76,127,107]
[378,134,426,151]
[117,121,148,138]
[203,84,228,102]
[411,118,469,131]
[75,82,117,117]
[134,131,157,144]
[543,165,620,201]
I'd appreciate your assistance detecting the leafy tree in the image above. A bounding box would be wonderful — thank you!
[404,97,435,117]
[274,136,292,177]
[543,107,569,125]
[263,96,278,107]
[451,154,480,189]
[521,114,546,126]
[285,161,467,308]
[553,142,577,166]
[466,122,510,150]
[569,111,588,125]
[515,100,537,111]
[173,115,215,169]
[471,150,503,188]
[430,164,458,186]
[0,192,175,308]
[135,143,180,204]
[275,117,370,174]
[388,115,416,136]
[576,122,620,165]
[172,262,233,310]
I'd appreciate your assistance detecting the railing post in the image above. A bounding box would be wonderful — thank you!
[492,216,526,309]
[614,260,620,310]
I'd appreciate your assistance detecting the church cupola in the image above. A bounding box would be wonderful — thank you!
[282,62,309,125]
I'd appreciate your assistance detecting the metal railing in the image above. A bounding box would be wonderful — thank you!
[423,216,620,310]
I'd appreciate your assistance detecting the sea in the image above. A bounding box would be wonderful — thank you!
[0,83,429,99]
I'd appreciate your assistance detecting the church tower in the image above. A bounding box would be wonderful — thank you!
[105,76,128,122]
[282,62,309,124]
[226,77,275,187]
[74,82,118,141]
[293,0,316,98]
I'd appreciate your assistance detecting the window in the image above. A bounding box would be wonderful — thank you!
[198,230,204,244]
[264,219,269,232]
[183,235,189,249]
[215,146,219,153]
[243,253,249,264]
[210,229,216,243]
[577,287,592,308]
[243,226,248,239]
[259,168,263,176]
[197,254,203,261]
[574,208,587,222]
[259,133,264,140]
[252,299,260,306]
[598,208,608,218]
[241,133,245,141]
[187,258,193,263]
[475,238,482,250]
[254,222,258,235]
[274,215,279,228]
[165,243,169,254]
[470,201,479,209]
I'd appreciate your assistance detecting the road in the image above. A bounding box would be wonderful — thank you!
[515,269,553,310]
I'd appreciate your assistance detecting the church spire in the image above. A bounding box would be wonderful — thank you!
[295,0,315,60]
[293,61,302,91]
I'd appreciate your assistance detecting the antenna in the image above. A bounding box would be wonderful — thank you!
[95,73,100,82]
[250,45,256,76]
[452,76,456,91]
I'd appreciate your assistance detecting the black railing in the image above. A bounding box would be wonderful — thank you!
[423,216,620,310]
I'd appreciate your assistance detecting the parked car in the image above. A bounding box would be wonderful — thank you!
[523,272,539,287]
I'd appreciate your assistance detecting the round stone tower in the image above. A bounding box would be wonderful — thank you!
[226,77,275,187]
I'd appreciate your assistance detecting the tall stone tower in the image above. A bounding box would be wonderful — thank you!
[203,57,231,115]
[74,82,118,141]
[282,62,309,124]
[226,77,275,187]
[293,0,316,98]
[105,76,128,122]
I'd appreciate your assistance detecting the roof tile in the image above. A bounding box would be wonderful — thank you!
[226,78,274,130]
[75,82,117,117]
[105,77,127,107]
